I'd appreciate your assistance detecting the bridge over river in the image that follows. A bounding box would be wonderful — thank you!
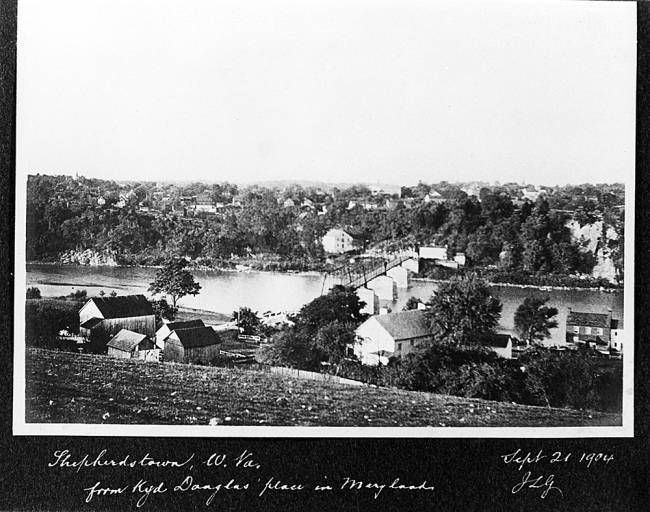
[320,254,420,314]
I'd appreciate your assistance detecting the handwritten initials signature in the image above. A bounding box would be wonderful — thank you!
[511,471,564,499]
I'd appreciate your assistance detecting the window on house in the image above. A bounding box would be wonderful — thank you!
[397,343,402,352]
[410,340,414,347]
[573,326,580,333]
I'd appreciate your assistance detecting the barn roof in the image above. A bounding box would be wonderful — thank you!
[85,295,154,319]
[371,309,431,342]
[163,319,205,332]
[566,312,610,329]
[171,326,221,348]
[80,317,102,329]
[107,329,151,352]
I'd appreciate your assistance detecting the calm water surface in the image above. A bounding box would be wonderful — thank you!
[26,264,623,345]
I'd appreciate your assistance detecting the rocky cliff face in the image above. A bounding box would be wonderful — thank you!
[59,249,119,266]
[566,220,618,282]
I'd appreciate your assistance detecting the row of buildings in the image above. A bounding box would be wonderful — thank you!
[350,307,624,366]
[79,295,221,363]
[76,294,623,371]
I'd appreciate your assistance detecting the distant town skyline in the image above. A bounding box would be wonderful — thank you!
[29,173,626,190]
[17,1,636,187]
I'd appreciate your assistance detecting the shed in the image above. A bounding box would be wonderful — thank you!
[107,329,159,361]
[156,319,205,349]
[164,326,221,364]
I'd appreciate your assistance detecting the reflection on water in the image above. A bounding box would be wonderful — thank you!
[27,264,623,345]
[26,264,324,314]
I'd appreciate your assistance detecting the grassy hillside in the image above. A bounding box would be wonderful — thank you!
[25,348,621,427]
[175,306,231,325]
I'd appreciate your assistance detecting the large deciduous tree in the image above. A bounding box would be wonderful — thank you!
[313,320,357,369]
[292,285,368,336]
[150,298,178,328]
[514,296,559,346]
[425,273,502,345]
[233,306,262,335]
[256,286,367,371]
[148,258,201,308]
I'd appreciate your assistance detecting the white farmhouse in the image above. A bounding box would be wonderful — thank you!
[353,309,435,366]
[322,228,356,254]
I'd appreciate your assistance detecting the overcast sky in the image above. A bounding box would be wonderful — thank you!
[17,0,636,186]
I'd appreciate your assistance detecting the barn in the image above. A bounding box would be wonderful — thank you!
[79,295,156,348]
[164,326,221,364]
[107,329,159,361]
[155,319,205,350]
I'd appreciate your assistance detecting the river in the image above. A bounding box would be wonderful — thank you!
[26,264,624,345]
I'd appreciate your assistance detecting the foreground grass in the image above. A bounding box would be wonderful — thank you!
[25,348,621,427]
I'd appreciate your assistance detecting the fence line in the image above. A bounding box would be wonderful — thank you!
[266,366,365,387]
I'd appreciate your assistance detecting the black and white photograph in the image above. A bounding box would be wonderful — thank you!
[13,0,635,436]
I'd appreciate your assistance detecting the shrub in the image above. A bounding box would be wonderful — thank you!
[594,365,623,413]
[255,330,320,370]
[442,362,512,402]
[25,299,79,344]
[67,289,88,300]
[26,287,41,299]
[347,344,621,413]
[390,344,501,392]
[515,350,603,410]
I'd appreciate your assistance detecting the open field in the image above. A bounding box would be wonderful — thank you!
[175,306,231,325]
[25,348,621,427]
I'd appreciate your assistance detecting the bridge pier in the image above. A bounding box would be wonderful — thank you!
[386,266,409,288]
[367,275,397,301]
[356,287,379,316]
[401,258,419,274]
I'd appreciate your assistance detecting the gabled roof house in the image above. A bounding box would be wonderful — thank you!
[156,319,205,349]
[353,309,435,366]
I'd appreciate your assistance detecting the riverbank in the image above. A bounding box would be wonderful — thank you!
[28,259,621,293]
[27,260,324,278]
[411,277,621,293]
